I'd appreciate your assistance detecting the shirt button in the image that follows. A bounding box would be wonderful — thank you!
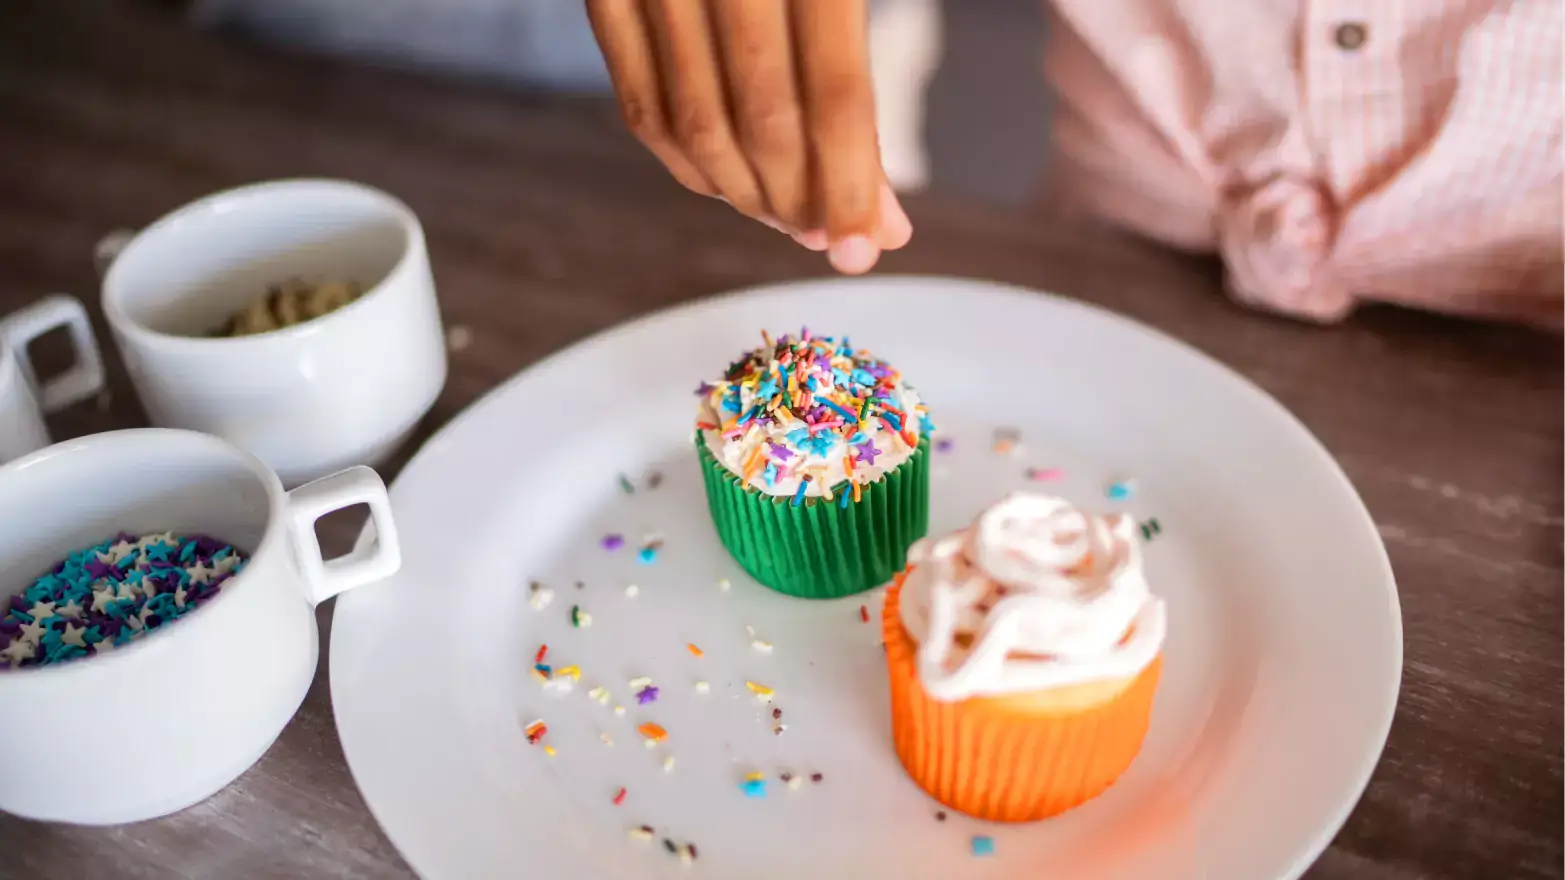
[1334,22,1368,51]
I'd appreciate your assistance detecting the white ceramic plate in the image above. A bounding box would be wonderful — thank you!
[330,277,1401,880]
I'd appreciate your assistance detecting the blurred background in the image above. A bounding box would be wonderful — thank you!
[189,0,1052,205]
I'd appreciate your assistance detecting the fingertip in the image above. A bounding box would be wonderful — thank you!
[828,235,880,275]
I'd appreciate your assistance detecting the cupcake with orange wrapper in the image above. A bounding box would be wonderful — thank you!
[884,492,1166,822]
[696,329,931,599]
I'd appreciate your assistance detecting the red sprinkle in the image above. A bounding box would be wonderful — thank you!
[534,644,548,664]
[859,605,869,623]
[613,787,627,806]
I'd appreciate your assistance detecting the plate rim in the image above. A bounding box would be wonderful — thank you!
[330,275,1404,879]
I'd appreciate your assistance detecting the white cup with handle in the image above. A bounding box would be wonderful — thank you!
[99,178,447,487]
[0,428,401,825]
[0,295,107,464]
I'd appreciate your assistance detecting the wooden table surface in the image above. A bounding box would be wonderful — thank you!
[1,2,1560,878]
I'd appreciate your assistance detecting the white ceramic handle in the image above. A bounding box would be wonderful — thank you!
[94,228,138,278]
[0,295,107,412]
[284,465,402,605]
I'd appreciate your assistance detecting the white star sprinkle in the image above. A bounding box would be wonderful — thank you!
[1,640,35,665]
[59,623,86,649]
[136,531,174,551]
[26,601,55,622]
[92,639,117,654]
[91,585,117,613]
[17,620,45,645]
[100,539,136,564]
[186,560,215,585]
[55,599,84,620]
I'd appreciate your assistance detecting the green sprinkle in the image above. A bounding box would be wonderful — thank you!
[618,474,636,495]
[1140,517,1162,542]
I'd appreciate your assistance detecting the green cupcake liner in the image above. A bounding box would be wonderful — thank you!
[697,434,930,599]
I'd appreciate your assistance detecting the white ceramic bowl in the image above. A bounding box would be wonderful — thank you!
[100,179,447,486]
[0,429,399,824]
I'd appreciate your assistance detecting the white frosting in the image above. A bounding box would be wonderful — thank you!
[898,493,1165,700]
[697,381,924,498]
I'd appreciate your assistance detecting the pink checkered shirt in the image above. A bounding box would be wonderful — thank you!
[1045,0,1563,327]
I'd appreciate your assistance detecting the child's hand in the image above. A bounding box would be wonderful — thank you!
[587,0,913,274]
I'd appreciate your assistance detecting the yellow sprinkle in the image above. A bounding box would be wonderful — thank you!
[744,771,766,783]
[543,745,557,757]
[629,676,652,689]
[751,639,773,654]
[663,756,676,773]
[694,681,710,694]
[614,706,626,716]
[686,643,704,658]
[555,665,581,681]
[588,686,608,703]
[746,681,775,703]
[718,579,732,592]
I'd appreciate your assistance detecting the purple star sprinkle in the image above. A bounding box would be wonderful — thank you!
[84,559,117,580]
[935,438,955,453]
[601,534,625,551]
[767,441,794,461]
[855,443,882,466]
[636,685,659,704]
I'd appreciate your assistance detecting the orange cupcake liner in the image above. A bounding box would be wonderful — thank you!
[883,572,1162,823]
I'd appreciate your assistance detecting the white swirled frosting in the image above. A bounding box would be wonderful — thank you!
[897,493,1166,701]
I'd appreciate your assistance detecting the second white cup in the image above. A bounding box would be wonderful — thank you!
[100,179,448,486]
[0,295,106,465]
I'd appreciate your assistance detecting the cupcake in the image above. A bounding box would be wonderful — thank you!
[883,493,1166,822]
[696,329,931,599]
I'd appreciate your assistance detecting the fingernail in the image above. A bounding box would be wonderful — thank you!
[792,229,829,252]
[829,235,880,275]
